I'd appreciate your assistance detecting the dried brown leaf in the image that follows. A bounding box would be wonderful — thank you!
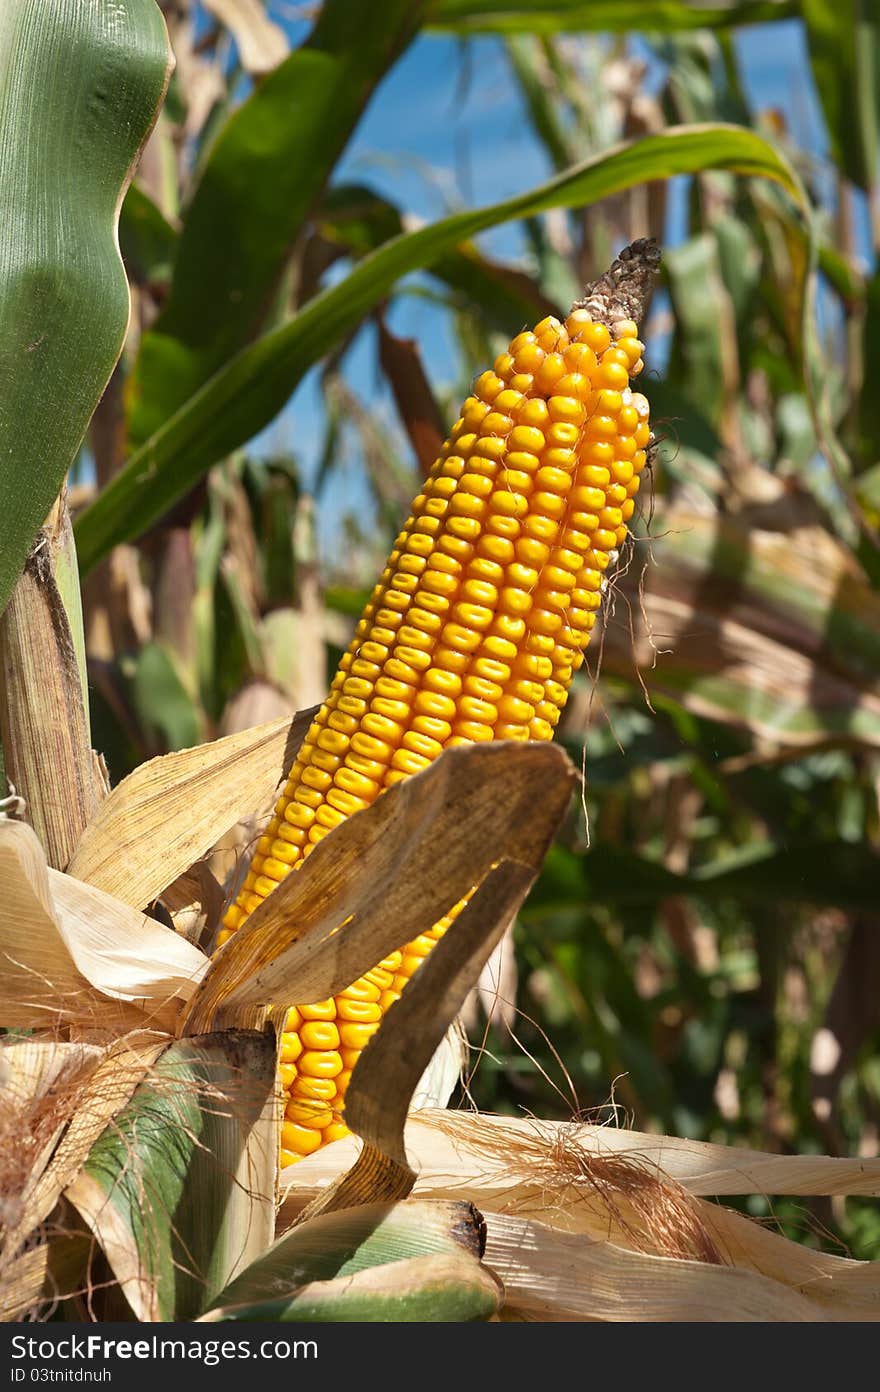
[0,1040,104,1260]
[0,510,102,869]
[378,319,446,475]
[302,864,540,1219]
[67,711,313,908]
[182,740,576,1030]
[0,1233,92,1322]
[3,1035,165,1261]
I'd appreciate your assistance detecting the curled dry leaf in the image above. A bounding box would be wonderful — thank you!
[182,740,577,1031]
[67,710,314,909]
[0,1039,104,1264]
[462,919,518,1033]
[0,507,103,870]
[1,1231,92,1324]
[390,1112,880,1198]
[303,863,542,1218]
[0,820,205,1034]
[182,741,575,1222]
[411,1023,468,1113]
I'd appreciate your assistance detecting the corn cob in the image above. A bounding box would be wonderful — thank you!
[217,239,659,1166]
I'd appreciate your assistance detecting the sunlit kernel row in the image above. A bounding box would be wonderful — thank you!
[217,307,652,1162]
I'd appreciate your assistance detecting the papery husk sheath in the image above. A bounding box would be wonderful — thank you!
[0,495,106,868]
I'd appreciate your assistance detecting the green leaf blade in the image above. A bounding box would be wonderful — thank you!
[426,1,799,36]
[65,1032,277,1322]
[0,0,170,617]
[128,0,423,445]
[76,123,806,571]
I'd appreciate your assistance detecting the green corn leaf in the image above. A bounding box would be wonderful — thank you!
[530,839,880,914]
[204,1250,502,1322]
[0,0,170,619]
[664,234,730,427]
[65,1031,277,1322]
[859,265,880,470]
[204,1199,495,1323]
[130,641,203,752]
[119,182,178,287]
[802,0,880,193]
[76,123,807,571]
[317,183,559,330]
[128,0,423,446]
[425,1,799,35]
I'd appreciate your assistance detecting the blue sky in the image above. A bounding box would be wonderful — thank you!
[194,9,848,558]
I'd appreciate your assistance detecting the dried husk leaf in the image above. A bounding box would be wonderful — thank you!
[0,819,206,1032]
[411,1023,467,1112]
[349,1112,880,1199]
[280,1110,880,1321]
[0,1040,104,1265]
[163,860,227,947]
[2,1035,166,1263]
[465,919,518,1032]
[0,1232,92,1322]
[273,745,576,1223]
[693,1201,879,1321]
[303,864,540,1218]
[0,1038,104,1112]
[0,507,103,869]
[49,865,207,1010]
[485,1213,824,1322]
[67,708,315,908]
[182,741,577,1030]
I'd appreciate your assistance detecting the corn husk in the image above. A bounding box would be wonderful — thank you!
[65,1031,277,1322]
[0,819,205,1034]
[0,505,103,869]
[66,708,315,909]
[281,1110,880,1322]
[183,740,576,1031]
[202,1198,496,1323]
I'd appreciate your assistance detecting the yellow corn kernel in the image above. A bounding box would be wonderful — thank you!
[280,1034,303,1065]
[285,1098,333,1129]
[298,1051,343,1080]
[281,1122,323,1156]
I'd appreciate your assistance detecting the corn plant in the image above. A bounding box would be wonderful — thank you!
[2,0,879,1324]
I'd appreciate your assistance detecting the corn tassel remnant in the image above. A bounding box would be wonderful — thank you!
[217,239,660,1165]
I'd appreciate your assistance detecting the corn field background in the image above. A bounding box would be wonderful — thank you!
[2,0,880,1315]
